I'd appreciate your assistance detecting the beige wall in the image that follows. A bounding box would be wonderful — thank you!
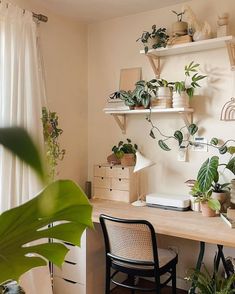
[88,0,235,288]
[10,0,88,188]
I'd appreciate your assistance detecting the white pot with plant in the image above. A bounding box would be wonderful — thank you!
[151,78,173,109]
[173,61,206,108]
[112,138,138,166]
[136,25,169,54]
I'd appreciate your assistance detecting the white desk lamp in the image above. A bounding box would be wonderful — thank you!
[132,151,155,207]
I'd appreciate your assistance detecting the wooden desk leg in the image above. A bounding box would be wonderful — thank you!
[189,241,205,294]
[215,245,230,277]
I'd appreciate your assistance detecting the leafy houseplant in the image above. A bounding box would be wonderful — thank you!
[151,78,174,109]
[173,61,206,103]
[110,79,157,109]
[136,25,169,54]
[41,107,66,181]
[0,127,92,289]
[112,138,138,166]
[187,263,235,294]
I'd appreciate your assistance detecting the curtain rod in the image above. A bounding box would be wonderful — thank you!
[32,12,48,23]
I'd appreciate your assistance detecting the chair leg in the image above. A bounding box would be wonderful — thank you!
[105,262,111,294]
[172,265,177,294]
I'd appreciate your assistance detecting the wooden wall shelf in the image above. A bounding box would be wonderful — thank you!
[140,36,235,77]
[104,108,194,134]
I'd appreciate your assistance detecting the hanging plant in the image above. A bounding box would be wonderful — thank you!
[41,107,65,181]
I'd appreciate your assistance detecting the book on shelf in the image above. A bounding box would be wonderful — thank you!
[103,100,129,111]
[220,213,235,228]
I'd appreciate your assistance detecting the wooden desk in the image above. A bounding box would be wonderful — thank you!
[91,199,235,248]
[91,199,234,293]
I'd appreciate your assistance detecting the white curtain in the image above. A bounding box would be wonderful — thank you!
[0,1,52,293]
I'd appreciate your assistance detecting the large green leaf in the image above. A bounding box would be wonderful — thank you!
[226,157,235,176]
[0,180,93,284]
[197,156,219,192]
[0,127,45,182]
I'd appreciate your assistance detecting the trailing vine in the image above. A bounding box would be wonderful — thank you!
[41,107,65,181]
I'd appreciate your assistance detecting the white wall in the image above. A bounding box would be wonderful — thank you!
[10,0,88,188]
[88,0,235,288]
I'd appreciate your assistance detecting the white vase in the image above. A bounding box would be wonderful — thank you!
[151,87,172,109]
[172,91,189,108]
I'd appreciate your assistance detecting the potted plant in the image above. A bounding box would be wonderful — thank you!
[110,79,157,109]
[171,10,188,36]
[151,78,174,109]
[211,180,231,212]
[112,138,138,166]
[191,181,220,217]
[136,25,169,54]
[172,61,206,108]
[187,262,235,294]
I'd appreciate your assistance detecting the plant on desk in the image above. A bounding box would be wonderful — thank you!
[112,138,138,166]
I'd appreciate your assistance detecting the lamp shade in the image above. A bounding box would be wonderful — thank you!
[134,151,155,173]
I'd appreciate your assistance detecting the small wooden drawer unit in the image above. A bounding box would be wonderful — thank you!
[93,164,137,203]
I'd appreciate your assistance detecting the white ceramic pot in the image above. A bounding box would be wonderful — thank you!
[190,196,200,212]
[152,87,172,109]
[172,91,189,108]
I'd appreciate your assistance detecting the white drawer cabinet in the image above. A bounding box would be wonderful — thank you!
[93,164,137,203]
[53,225,105,294]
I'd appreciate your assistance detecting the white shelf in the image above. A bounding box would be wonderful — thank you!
[141,36,235,77]
[140,36,235,57]
[104,108,194,134]
[104,107,194,115]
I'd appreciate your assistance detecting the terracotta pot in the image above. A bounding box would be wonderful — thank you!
[121,154,135,166]
[107,153,121,165]
[134,106,146,110]
[200,202,216,217]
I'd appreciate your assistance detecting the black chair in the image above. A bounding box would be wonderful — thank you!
[100,214,178,294]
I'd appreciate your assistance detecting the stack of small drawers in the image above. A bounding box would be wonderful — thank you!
[93,164,137,203]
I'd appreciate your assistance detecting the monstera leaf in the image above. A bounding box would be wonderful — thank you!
[197,156,219,192]
[0,127,45,181]
[0,127,93,284]
[0,179,93,284]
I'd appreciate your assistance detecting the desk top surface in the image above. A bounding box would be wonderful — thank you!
[91,199,235,248]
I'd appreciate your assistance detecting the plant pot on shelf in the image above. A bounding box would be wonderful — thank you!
[172,91,189,108]
[151,87,172,109]
[107,153,121,165]
[121,154,135,166]
[200,201,216,217]
[172,21,188,36]
[134,105,147,110]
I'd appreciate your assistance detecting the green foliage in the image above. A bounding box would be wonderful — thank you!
[187,264,235,294]
[188,123,198,136]
[0,180,92,284]
[197,156,219,192]
[136,25,169,53]
[110,79,157,108]
[211,137,219,146]
[226,158,235,175]
[174,130,183,146]
[171,10,185,22]
[0,128,45,182]
[0,127,93,286]
[112,138,138,158]
[0,281,25,294]
[41,107,65,181]
[173,61,207,98]
[158,140,171,151]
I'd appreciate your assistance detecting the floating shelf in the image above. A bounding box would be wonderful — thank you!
[104,108,194,134]
[140,36,235,77]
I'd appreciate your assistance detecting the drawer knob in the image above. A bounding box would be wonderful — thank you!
[122,167,124,170]
[119,178,121,181]
[110,189,112,191]
[101,177,104,179]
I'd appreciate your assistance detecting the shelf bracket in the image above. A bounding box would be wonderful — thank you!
[226,41,235,71]
[147,54,161,78]
[112,114,126,134]
[179,112,193,127]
